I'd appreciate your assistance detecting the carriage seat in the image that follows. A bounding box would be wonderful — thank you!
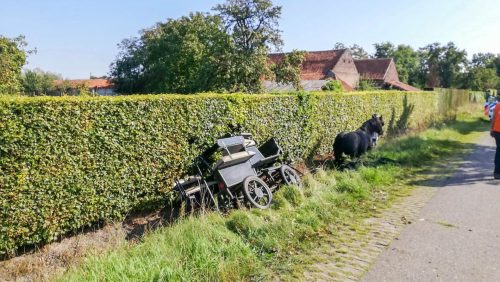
[214,151,255,170]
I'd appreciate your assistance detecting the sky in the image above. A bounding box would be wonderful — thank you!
[1,0,499,79]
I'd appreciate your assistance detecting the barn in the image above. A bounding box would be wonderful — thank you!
[266,49,359,91]
[354,58,420,91]
[266,49,420,92]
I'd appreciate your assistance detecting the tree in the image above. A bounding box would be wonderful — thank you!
[214,0,282,52]
[492,56,500,77]
[271,50,306,90]
[111,0,288,94]
[417,42,467,88]
[466,67,499,91]
[214,0,283,92]
[418,43,442,88]
[111,13,235,94]
[110,37,146,94]
[333,42,369,59]
[471,53,496,68]
[374,42,420,85]
[373,42,395,58]
[392,45,420,85]
[0,35,29,94]
[440,42,468,88]
[21,69,60,96]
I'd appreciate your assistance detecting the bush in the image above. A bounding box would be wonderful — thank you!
[357,79,377,91]
[321,79,343,92]
[0,90,475,255]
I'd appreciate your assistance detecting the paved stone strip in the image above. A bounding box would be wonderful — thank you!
[302,186,436,281]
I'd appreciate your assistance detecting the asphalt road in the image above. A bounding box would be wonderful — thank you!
[363,132,500,282]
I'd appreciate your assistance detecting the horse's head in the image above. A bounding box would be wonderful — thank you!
[362,114,384,148]
[361,114,384,135]
[370,114,384,136]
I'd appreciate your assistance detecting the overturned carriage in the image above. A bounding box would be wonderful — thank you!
[173,134,301,211]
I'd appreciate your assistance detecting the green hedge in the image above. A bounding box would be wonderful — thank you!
[0,90,475,255]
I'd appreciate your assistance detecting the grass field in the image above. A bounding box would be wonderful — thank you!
[59,108,489,281]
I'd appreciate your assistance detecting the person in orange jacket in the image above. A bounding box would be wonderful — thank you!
[491,96,500,179]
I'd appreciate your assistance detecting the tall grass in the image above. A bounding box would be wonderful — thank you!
[60,109,488,281]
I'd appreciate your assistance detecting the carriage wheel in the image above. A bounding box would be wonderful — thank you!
[279,165,302,187]
[242,176,272,209]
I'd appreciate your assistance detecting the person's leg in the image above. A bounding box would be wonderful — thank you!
[495,133,500,175]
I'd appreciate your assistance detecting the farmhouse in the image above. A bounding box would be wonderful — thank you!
[354,58,420,91]
[266,49,419,92]
[53,79,115,96]
[266,49,359,91]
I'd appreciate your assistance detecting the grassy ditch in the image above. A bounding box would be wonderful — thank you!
[60,109,489,281]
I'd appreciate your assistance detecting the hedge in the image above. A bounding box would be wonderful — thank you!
[0,90,479,255]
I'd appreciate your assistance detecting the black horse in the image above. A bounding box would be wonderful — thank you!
[333,114,385,165]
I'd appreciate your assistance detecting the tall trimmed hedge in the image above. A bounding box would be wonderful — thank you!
[0,90,476,254]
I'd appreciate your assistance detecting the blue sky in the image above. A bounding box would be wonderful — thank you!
[1,0,499,78]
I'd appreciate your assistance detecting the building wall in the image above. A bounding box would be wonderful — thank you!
[95,88,115,96]
[384,60,400,82]
[332,50,360,87]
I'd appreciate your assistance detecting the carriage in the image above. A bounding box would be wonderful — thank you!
[173,134,301,211]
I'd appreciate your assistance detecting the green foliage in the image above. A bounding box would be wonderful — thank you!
[334,42,369,59]
[60,111,486,281]
[373,42,421,85]
[0,90,475,255]
[321,79,343,92]
[357,79,377,91]
[271,50,306,90]
[21,69,60,96]
[0,36,29,94]
[466,67,500,91]
[76,82,93,96]
[373,41,500,89]
[112,0,285,94]
[418,42,468,88]
[111,13,234,94]
[214,0,283,52]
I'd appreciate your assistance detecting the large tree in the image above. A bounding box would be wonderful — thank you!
[471,53,496,68]
[0,35,29,94]
[373,42,420,85]
[21,68,60,96]
[440,42,468,88]
[417,42,467,88]
[373,42,395,58]
[111,0,293,94]
[213,0,284,92]
[214,0,282,52]
[111,13,235,94]
[465,67,499,91]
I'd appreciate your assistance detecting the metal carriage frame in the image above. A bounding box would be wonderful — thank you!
[173,134,301,211]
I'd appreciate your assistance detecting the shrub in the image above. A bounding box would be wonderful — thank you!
[0,90,475,255]
[357,79,377,91]
[321,79,343,92]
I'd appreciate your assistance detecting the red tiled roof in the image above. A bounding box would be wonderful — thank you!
[54,79,114,89]
[354,58,392,81]
[386,81,420,91]
[269,49,346,80]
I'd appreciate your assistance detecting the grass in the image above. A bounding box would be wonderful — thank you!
[59,108,489,282]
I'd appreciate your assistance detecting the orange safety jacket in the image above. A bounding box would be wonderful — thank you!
[492,105,500,133]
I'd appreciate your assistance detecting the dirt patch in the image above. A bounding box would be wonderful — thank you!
[0,209,169,282]
[0,224,125,281]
